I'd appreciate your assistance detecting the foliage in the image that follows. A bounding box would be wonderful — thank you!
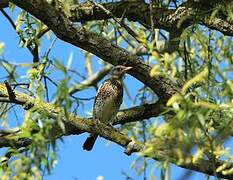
[0,0,233,179]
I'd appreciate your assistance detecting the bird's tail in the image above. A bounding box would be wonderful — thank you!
[83,134,98,151]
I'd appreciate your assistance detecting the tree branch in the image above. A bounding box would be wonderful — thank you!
[70,1,233,36]
[0,0,9,9]
[0,83,233,178]
[113,101,165,125]
[69,64,112,95]
[0,83,142,154]
[10,0,179,103]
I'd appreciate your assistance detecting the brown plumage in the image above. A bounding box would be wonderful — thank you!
[83,65,132,151]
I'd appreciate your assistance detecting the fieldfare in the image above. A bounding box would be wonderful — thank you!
[83,65,132,151]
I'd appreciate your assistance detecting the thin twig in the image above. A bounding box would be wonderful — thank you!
[37,27,50,39]
[44,75,58,87]
[44,76,49,102]
[149,0,155,42]
[89,0,143,44]
[69,65,112,95]
[116,25,135,48]
[4,81,16,100]
[0,9,39,63]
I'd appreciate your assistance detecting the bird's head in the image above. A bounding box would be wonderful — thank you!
[111,65,133,79]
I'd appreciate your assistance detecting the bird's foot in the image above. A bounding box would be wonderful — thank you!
[106,123,113,127]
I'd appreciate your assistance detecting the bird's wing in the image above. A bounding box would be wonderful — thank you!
[93,80,114,106]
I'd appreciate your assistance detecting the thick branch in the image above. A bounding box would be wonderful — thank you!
[183,0,232,9]
[0,128,31,148]
[202,17,233,36]
[69,1,151,29]
[0,83,141,154]
[70,1,233,36]
[10,0,179,102]
[0,84,233,178]
[113,101,165,125]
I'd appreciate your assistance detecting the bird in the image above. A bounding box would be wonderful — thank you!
[83,65,132,151]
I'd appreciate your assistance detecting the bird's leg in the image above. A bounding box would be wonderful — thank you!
[107,123,113,127]
[96,118,101,126]
[106,121,116,131]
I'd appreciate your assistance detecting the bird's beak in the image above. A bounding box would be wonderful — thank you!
[123,67,133,72]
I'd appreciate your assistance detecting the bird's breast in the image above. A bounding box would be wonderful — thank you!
[93,79,123,123]
[94,95,119,123]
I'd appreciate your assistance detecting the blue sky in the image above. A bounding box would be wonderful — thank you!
[0,7,214,180]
